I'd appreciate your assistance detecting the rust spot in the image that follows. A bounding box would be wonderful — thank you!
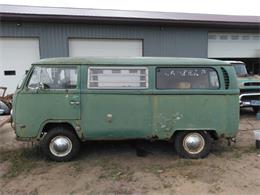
[151,135,159,140]
[155,113,183,132]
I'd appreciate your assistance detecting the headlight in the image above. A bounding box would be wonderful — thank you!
[239,83,244,88]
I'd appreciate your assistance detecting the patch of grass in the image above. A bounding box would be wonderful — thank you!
[71,161,83,173]
[216,145,258,159]
[208,183,223,194]
[29,188,38,195]
[183,171,199,180]
[0,147,43,178]
[144,164,165,176]
[163,182,173,188]
[98,162,134,182]
[240,146,257,153]
[232,149,243,159]
[175,159,203,167]
[232,146,257,159]
[141,160,203,179]
[107,188,133,195]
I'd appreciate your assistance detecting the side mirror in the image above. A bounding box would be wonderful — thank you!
[37,82,50,90]
[35,82,45,92]
[28,82,49,92]
[40,82,45,89]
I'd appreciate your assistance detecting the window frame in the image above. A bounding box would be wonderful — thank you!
[26,65,80,90]
[155,67,220,90]
[87,66,149,90]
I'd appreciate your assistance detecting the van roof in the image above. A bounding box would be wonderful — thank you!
[33,57,230,66]
[223,60,245,64]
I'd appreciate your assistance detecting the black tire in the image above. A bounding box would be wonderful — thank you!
[40,127,80,162]
[253,106,260,114]
[174,131,211,159]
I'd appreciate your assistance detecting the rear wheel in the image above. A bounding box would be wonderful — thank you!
[174,131,211,159]
[41,127,80,162]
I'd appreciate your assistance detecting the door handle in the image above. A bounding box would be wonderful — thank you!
[69,100,80,105]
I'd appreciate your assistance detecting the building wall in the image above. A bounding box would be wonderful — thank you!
[0,21,209,58]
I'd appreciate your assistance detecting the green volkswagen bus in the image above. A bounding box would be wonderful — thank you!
[11,57,239,161]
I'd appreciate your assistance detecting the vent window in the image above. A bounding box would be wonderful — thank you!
[221,67,230,89]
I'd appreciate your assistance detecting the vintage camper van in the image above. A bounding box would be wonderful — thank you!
[11,57,239,161]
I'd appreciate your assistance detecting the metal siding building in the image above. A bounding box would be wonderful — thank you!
[0,22,209,58]
[0,5,260,93]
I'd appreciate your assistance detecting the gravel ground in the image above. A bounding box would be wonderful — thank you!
[0,109,260,195]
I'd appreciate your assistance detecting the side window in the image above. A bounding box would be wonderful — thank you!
[88,67,148,89]
[27,66,78,89]
[156,67,219,89]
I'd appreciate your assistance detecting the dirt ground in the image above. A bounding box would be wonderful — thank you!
[0,109,260,195]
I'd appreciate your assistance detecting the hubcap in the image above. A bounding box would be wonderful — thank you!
[183,133,205,154]
[49,136,72,157]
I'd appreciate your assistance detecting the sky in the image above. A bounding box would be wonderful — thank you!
[0,0,260,16]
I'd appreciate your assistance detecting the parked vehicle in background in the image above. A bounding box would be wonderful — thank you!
[0,87,13,115]
[11,57,239,161]
[225,61,260,113]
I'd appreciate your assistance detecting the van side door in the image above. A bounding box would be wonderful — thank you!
[81,66,152,139]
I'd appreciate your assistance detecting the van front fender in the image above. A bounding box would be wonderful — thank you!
[37,119,84,140]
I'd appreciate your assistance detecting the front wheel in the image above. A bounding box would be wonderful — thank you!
[174,131,211,159]
[40,127,80,162]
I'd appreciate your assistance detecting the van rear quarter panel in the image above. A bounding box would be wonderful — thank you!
[152,94,239,139]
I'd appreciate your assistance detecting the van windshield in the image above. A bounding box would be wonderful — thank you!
[233,63,248,77]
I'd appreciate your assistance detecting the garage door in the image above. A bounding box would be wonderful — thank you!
[0,38,40,94]
[69,39,143,57]
[208,33,260,58]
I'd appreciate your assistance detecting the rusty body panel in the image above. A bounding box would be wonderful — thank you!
[11,57,239,142]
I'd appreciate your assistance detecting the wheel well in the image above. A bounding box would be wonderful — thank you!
[170,130,219,141]
[41,122,77,137]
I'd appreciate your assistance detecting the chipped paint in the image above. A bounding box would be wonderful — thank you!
[154,113,183,133]
[75,120,81,132]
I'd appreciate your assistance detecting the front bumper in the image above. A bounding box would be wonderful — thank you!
[239,93,260,107]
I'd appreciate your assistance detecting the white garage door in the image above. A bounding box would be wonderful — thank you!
[0,38,40,94]
[208,33,260,58]
[69,39,143,57]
